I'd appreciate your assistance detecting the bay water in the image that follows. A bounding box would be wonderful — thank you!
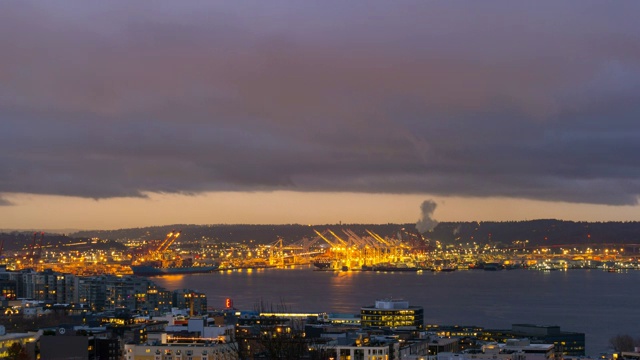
[153,268,640,355]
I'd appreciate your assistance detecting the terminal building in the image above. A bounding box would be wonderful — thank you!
[360,299,424,330]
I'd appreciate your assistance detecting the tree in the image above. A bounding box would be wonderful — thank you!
[228,299,334,360]
[6,342,29,360]
[609,334,637,352]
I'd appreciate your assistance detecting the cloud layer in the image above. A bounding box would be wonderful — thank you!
[2,1,640,205]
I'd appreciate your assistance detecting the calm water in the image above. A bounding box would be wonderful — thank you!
[153,268,640,355]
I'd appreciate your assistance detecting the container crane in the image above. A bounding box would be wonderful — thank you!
[157,231,181,253]
[313,229,340,248]
[29,232,38,258]
[36,232,45,260]
[24,232,44,265]
[155,231,176,254]
[327,230,348,246]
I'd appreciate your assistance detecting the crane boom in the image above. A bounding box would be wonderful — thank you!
[327,230,348,245]
[158,231,181,253]
[30,232,38,257]
[156,231,175,253]
[36,232,45,260]
[313,230,339,248]
[366,230,392,246]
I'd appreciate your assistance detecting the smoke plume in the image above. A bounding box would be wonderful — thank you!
[416,199,438,233]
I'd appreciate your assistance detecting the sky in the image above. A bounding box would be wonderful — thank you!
[1,1,640,230]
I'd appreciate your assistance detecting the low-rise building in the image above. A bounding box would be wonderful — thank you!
[124,341,237,360]
[333,344,394,360]
[480,324,585,356]
[361,299,424,330]
[0,327,39,360]
[436,339,555,360]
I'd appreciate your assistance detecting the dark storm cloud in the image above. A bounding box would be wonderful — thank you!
[1,1,640,204]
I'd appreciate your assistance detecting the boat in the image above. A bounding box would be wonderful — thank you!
[438,266,457,272]
[483,263,503,271]
[131,256,219,276]
[434,260,457,272]
[373,262,420,272]
[312,258,334,270]
[236,259,277,270]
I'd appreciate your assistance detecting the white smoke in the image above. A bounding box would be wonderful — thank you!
[416,199,438,233]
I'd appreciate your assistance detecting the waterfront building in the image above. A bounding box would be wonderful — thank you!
[163,315,235,341]
[77,275,173,313]
[428,337,460,355]
[0,327,39,359]
[333,343,394,360]
[173,289,207,316]
[361,299,424,330]
[124,341,238,360]
[0,264,17,301]
[39,332,120,360]
[0,279,17,300]
[318,312,362,325]
[619,349,640,360]
[479,324,585,356]
[136,283,173,315]
[1,268,78,304]
[435,339,555,360]
[329,334,401,360]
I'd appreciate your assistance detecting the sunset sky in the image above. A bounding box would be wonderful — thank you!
[1,1,639,230]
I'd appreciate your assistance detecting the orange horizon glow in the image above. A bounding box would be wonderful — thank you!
[0,191,638,231]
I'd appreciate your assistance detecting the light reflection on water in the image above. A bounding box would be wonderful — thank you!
[152,267,640,355]
[153,275,185,288]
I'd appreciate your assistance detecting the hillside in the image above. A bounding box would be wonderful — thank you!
[3,220,640,251]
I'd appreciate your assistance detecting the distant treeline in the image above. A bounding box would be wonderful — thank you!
[70,223,416,245]
[72,220,640,247]
[0,232,125,252]
[3,220,640,250]
[431,220,640,247]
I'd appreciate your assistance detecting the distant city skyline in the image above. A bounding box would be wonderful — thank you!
[1,2,639,230]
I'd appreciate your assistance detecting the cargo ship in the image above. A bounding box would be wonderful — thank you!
[312,258,333,270]
[130,262,218,276]
[130,230,219,276]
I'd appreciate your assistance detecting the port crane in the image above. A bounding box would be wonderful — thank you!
[156,231,181,253]
[134,230,184,267]
[267,237,305,266]
[24,232,44,265]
